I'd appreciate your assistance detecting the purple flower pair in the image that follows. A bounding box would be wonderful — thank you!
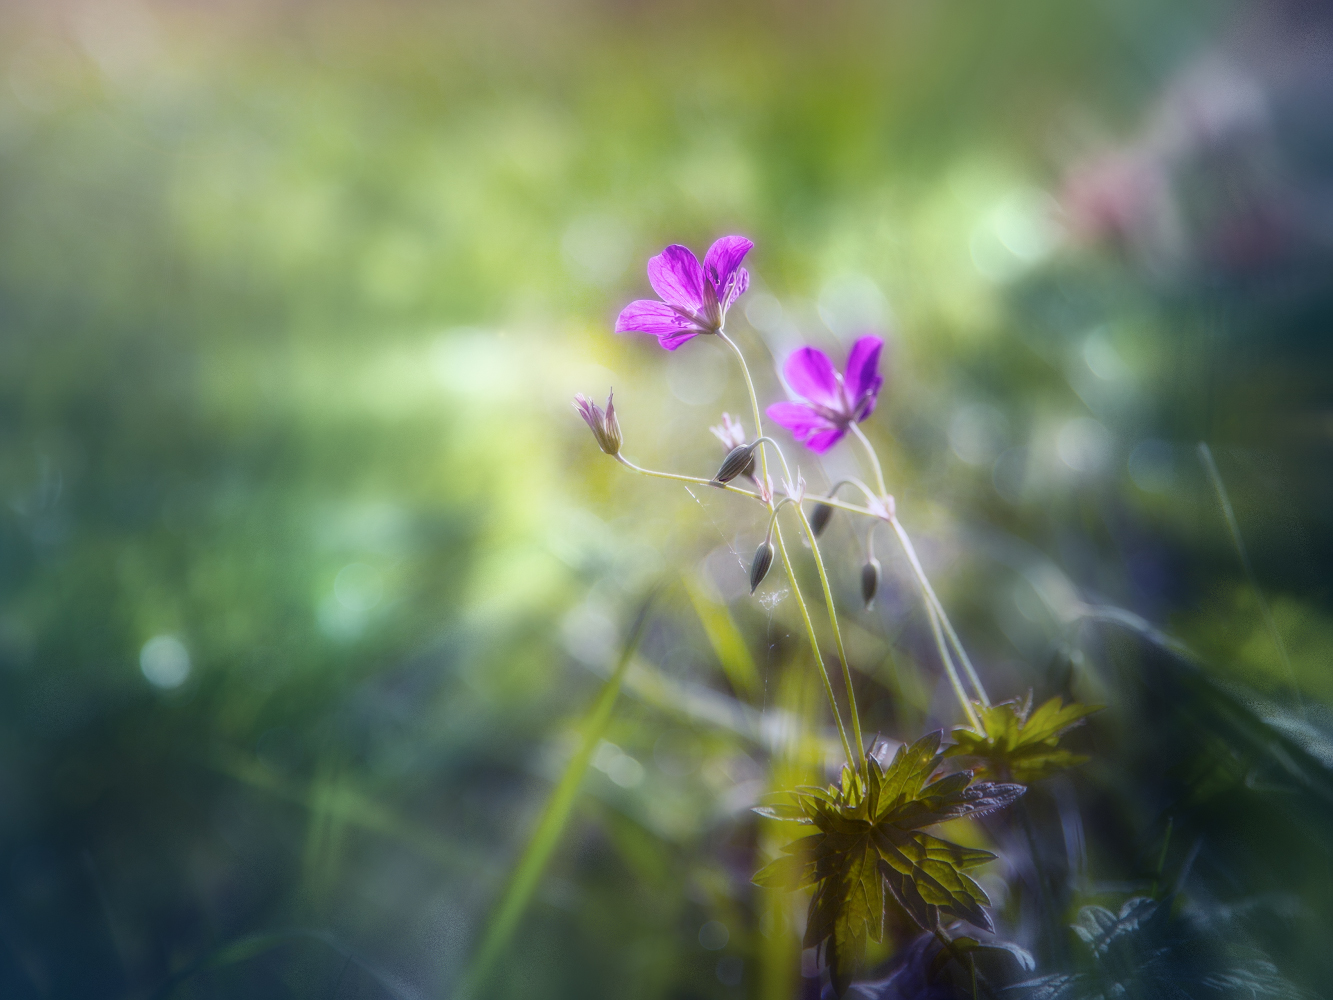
[616,236,884,455]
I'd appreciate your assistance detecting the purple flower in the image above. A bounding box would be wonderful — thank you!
[766,336,884,454]
[615,236,753,350]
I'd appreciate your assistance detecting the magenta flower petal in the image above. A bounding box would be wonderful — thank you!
[766,401,837,440]
[703,236,753,297]
[844,335,885,418]
[615,300,703,339]
[804,427,847,454]
[722,267,750,312]
[647,245,706,312]
[658,329,703,351]
[783,347,840,409]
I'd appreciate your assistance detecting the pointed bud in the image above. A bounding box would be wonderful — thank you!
[809,502,834,537]
[573,390,622,456]
[861,557,881,609]
[750,540,775,593]
[713,443,757,485]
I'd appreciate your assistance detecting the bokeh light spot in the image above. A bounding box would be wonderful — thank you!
[699,920,729,951]
[139,634,190,689]
[1057,417,1113,473]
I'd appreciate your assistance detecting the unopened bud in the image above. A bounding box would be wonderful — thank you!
[573,390,622,456]
[861,557,881,608]
[809,502,834,537]
[750,540,775,594]
[713,443,757,485]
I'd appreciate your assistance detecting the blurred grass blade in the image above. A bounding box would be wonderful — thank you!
[455,590,658,998]
[684,573,760,699]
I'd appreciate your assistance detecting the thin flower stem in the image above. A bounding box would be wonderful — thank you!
[924,591,980,729]
[845,417,992,712]
[850,423,888,499]
[616,455,762,501]
[748,436,794,487]
[719,329,857,765]
[795,504,865,765]
[932,594,990,710]
[764,496,797,537]
[888,516,990,708]
[773,520,856,767]
[718,332,772,486]
[804,495,879,518]
[888,516,982,727]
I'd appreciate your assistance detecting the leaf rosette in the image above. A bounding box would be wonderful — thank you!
[752,731,1024,995]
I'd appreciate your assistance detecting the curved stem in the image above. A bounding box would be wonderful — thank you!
[795,504,865,765]
[773,521,855,766]
[764,496,798,537]
[850,423,888,498]
[748,436,794,487]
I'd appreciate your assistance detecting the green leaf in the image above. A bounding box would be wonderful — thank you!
[751,799,813,824]
[755,731,1024,996]
[946,692,1103,784]
[753,852,817,890]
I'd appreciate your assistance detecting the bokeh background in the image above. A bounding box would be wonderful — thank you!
[2,0,1332,997]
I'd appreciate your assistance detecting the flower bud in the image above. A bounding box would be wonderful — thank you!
[573,390,622,456]
[809,502,834,537]
[861,556,881,609]
[713,443,757,485]
[750,540,775,594]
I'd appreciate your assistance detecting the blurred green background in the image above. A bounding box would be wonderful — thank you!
[3,0,1332,997]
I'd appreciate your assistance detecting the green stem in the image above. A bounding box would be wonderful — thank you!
[804,494,879,518]
[888,516,990,708]
[850,422,888,499]
[747,436,794,486]
[795,503,865,765]
[772,521,855,766]
[924,591,980,729]
[719,330,856,766]
[616,455,762,501]
[719,332,771,488]
[847,421,991,711]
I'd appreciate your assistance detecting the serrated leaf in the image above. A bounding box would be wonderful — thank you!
[946,692,1102,784]
[754,736,1024,996]
[752,852,817,889]
[879,731,945,810]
